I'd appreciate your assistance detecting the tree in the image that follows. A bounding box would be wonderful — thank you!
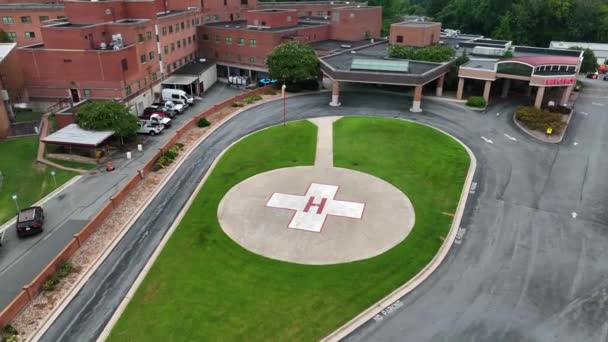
[76,101,139,142]
[368,0,411,35]
[388,45,455,62]
[0,30,12,43]
[570,47,598,73]
[266,42,319,84]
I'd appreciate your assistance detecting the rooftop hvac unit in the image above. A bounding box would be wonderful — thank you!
[473,46,505,56]
[99,42,107,50]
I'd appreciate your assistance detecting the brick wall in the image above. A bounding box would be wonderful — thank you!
[330,6,382,41]
[0,6,65,46]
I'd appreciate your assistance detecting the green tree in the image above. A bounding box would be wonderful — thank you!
[492,10,513,41]
[76,101,139,143]
[368,0,411,35]
[569,47,598,73]
[266,42,319,84]
[389,45,455,62]
[0,30,12,43]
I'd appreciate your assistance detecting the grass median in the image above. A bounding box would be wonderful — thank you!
[108,117,469,341]
[0,136,78,224]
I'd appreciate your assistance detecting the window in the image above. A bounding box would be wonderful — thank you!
[2,17,13,24]
[125,85,132,96]
[191,19,195,26]
[203,34,209,40]
[152,72,157,81]
[205,15,210,21]
[175,24,179,32]
[249,56,255,64]
[138,34,144,42]
[173,62,177,69]
[215,35,220,43]
[169,25,173,33]
[187,36,192,44]
[192,34,196,41]
[225,36,232,44]
[181,22,185,30]
[317,11,324,16]
[162,26,167,35]
[25,31,35,39]
[249,39,256,46]
[143,77,147,86]
[177,40,181,48]
[39,16,49,22]
[287,16,292,22]
[149,51,154,60]
[187,20,190,28]
[237,37,244,45]
[140,54,146,63]
[7,32,16,41]
[236,13,240,19]
[182,38,186,46]
[196,18,200,25]
[164,45,169,54]
[223,0,227,5]
[121,58,128,71]
[21,16,32,23]
[167,64,172,72]
[146,31,152,40]
[84,89,91,97]
[396,35,403,43]
[213,15,219,21]
[171,42,175,51]
[138,80,141,90]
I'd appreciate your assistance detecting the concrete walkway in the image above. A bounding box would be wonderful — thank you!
[308,116,340,168]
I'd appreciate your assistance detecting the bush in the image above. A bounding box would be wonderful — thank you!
[57,262,73,278]
[2,325,18,337]
[574,80,583,92]
[515,106,566,134]
[197,118,210,127]
[244,94,263,104]
[264,89,277,96]
[388,45,455,62]
[42,276,59,291]
[466,96,487,108]
[231,102,244,107]
[153,144,184,171]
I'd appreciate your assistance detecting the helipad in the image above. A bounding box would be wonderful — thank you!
[217,117,416,265]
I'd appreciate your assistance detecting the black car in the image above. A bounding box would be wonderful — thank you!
[603,75,608,81]
[16,206,44,237]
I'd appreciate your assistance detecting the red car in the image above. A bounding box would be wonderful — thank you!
[140,109,171,120]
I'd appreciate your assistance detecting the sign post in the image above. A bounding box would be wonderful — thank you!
[11,193,19,212]
[281,84,287,126]
[50,170,57,187]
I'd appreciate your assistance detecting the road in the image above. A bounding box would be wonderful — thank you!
[0,84,242,310]
[41,81,608,342]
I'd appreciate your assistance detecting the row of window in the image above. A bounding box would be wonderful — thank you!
[161,18,199,36]
[1,15,63,24]
[534,65,576,73]
[162,35,196,56]
[166,53,196,73]
[220,52,257,64]
[3,31,36,40]
[204,34,257,47]
[125,71,159,96]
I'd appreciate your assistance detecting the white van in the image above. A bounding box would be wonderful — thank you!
[161,89,193,106]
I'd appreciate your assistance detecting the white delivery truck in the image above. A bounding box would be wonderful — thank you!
[161,89,194,107]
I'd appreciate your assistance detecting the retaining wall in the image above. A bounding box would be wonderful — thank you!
[0,85,274,328]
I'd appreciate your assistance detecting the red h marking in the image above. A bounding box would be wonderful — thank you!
[304,196,327,214]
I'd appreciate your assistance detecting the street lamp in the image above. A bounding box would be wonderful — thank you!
[11,193,19,213]
[50,170,57,187]
[281,84,287,126]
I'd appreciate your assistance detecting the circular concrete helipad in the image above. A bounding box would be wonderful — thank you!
[218,166,415,265]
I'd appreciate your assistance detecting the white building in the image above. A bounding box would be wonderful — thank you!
[550,41,608,65]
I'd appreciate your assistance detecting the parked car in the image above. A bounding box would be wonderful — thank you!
[586,72,599,79]
[258,78,278,87]
[137,121,164,136]
[161,88,193,106]
[140,112,172,127]
[151,101,184,115]
[603,75,608,81]
[16,206,44,237]
[143,106,174,118]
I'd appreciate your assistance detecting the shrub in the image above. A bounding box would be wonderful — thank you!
[389,44,455,62]
[197,118,210,128]
[244,94,263,104]
[466,96,487,108]
[231,102,244,107]
[153,144,184,171]
[264,89,277,96]
[42,276,59,291]
[57,262,73,278]
[574,80,583,92]
[515,106,566,134]
[2,325,18,337]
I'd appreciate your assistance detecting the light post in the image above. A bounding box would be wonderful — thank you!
[281,84,286,127]
[11,193,19,213]
[50,170,57,188]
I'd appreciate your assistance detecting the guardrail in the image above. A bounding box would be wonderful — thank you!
[0,85,274,329]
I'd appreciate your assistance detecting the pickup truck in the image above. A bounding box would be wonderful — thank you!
[140,113,172,128]
[152,101,184,114]
[137,121,164,136]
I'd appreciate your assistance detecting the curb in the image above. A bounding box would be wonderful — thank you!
[0,175,82,235]
[321,120,477,342]
[25,94,292,342]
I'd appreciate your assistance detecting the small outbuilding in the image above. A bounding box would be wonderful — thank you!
[42,123,114,159]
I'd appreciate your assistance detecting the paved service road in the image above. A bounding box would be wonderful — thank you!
[0,84,242,310]
[41,81,608,342]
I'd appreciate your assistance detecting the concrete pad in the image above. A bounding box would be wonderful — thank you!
[218,166,415,265]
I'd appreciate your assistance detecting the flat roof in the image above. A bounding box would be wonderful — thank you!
[43,123,114,147]
[310,39,372,52]
[0,43,16,63]
[550,41,608,54]
[0,3,64,9]
[204,19,327,32]
[173,60,216,75]
[162,74,199,85]
[462,59,498,70]
[393,21,440,27]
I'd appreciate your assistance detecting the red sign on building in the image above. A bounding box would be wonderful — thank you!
[544,77,576,86]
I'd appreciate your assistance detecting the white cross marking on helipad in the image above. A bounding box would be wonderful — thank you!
[266,183,365,232]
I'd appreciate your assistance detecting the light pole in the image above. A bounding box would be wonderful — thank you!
[281,84,286,127]
[50,170,57,188]
[11,193,19,213]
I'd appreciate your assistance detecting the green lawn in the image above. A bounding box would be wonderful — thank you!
[109,117,470,342]
[0,137,78,224]
[47,157,97,171]
[14,111,43,123]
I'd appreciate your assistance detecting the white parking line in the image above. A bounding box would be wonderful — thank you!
[592,102,605,107]
[579,112,589,116]
[504,134,517,142]
[571,212,578,219]
[481,136,494,144]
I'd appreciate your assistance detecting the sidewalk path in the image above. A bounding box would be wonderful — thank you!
[0,83,243,310]
[308,116,340,168]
